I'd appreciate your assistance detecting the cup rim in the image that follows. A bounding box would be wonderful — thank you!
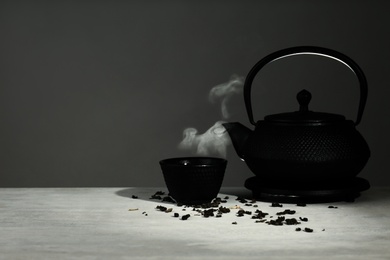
[159,157,227,167]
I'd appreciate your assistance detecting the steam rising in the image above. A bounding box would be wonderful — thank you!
[178,121,231,158]
[209,74,244,119]
[178,75,244,158]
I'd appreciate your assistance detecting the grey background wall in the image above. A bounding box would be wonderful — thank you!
[1,0,389,187]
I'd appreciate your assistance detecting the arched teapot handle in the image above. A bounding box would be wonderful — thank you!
[244,46,368,126]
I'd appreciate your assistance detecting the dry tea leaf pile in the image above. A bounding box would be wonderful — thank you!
[129,191,339,233]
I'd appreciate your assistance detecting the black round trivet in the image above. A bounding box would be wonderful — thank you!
[245,177,370,204]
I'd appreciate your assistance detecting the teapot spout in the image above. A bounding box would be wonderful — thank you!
[222,122,253,160]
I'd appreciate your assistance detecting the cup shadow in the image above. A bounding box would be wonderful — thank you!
[115,187,252,206]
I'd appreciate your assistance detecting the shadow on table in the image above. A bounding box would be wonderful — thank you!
[115,187,253,206]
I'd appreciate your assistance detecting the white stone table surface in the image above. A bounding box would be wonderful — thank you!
[1,187,390,260]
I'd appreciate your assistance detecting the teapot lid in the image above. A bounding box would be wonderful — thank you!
[264,90,346,125]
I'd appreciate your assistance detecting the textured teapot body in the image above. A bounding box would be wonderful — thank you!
[241,120,370,182]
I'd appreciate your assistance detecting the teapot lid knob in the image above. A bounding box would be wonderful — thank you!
[297,89,312,112]
[264,88,346,124]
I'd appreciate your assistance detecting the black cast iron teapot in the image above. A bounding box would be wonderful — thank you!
[223,46,370,183]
